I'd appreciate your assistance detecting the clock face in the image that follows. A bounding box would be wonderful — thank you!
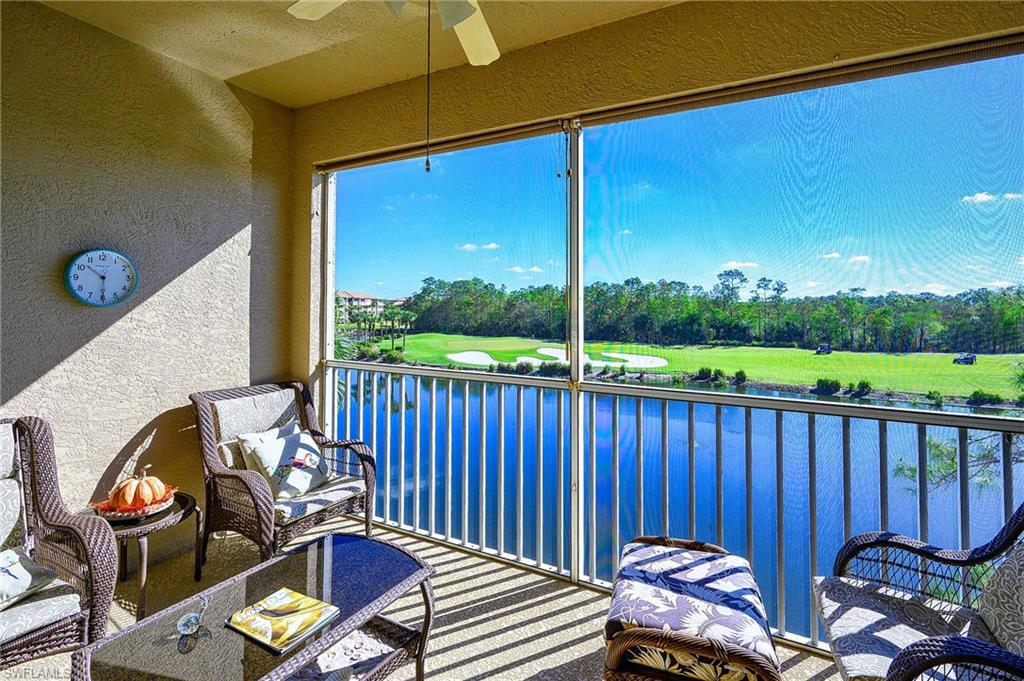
[65,249,138,307]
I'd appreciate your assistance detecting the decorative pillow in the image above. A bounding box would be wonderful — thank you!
[0,479,23,552]
[0,547,57,611]
[241,430,329,500]
[232,421,302,474]
[0,423,15,479]
[979,542,1024,654]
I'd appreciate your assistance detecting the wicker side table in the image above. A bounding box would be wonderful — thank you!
[81,491,203,620]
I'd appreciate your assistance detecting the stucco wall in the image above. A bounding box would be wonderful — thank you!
[290,0,1024,383]
[0,2,294,562]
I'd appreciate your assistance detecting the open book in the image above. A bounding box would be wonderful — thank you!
[227,587,340,654]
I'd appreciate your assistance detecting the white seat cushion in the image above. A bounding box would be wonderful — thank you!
[815,576,996,681]
[274,475,365,525]
[0,576,81,644]
[979,542,1024,655]
[0,424,23,552]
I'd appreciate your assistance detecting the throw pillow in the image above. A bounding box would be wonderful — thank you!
[0,547,57,611]
[242,430,329,500]
[979,542,1024,655]
[235,421,302,481]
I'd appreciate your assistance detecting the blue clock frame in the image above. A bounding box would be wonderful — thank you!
[64,248,140,307]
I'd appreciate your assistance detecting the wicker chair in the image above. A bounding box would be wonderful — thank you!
[816,502,1024,681]
[189,382,375,562]
[0,417,118,671]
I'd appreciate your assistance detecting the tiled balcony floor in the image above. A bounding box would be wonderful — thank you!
[12,517,839,680]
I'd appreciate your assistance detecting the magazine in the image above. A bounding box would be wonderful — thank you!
[227,587,340,654]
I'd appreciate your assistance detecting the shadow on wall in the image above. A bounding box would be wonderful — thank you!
[0,2,293,561]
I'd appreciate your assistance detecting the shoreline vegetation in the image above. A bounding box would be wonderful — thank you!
[342,332,1024,411]
[336,274,1024,408]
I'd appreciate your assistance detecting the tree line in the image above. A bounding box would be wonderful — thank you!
[347,271,1024,353]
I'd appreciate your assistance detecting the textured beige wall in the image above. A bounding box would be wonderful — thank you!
[0,2,294,562]
[289,0,1024,383]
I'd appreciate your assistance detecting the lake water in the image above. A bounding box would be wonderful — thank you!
[338,373,1022,640]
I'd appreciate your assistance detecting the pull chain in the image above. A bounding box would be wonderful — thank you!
[425,0,432,173]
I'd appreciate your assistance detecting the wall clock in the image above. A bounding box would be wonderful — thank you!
[64,249,139,307]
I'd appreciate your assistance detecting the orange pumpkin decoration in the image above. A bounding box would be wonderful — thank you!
[107,465,170,509]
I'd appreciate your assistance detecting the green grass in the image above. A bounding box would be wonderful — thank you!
[387,332,1024,398]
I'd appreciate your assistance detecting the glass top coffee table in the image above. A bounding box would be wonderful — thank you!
[72,533,434,681]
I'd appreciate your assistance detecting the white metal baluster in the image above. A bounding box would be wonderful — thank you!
[918,423,929,542]
[557,391,565,574]
[808,413,818,646]
[958,428,970,550]
[371,373,379,519]
[497,386,506,555]
[429,378,437,535]
[661,400,669,535]
[357,371,365,441]
[413,376,421,532]
[444,380,453,543]
[879,421,889,531]
[1004,433,1015,522]
[516,385,524,563]
[384,374,392,525]
[612,395,620,573]
[462,381,470,546]
[479,384,488,551]
[688,403,696,539]
[745,406,753,566]
[536,388,544,567]
[715,404,724,547]
[343,369,351,440]
[398,375,406,527]
[775,410,785,635]
[636,398,644,538]
[588,393,597,581]
[842,416,852,541]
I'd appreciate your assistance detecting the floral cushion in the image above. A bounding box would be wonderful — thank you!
[815,576,996,681]
[0,576,81,644]
[274,475,365,525]
[978,542,1024,655]
[0,424,23,551]
[605,542,779,679]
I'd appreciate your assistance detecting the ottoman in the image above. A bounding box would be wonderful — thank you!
[604,537,782,681]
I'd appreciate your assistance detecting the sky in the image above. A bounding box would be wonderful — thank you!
[335,54,1024,301]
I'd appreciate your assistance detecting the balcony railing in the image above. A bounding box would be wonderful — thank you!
[324,360,1024,648]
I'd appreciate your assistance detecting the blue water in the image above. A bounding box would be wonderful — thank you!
[337,373,1022,640]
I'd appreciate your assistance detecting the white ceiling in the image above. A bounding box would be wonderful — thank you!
[45,1,678,108]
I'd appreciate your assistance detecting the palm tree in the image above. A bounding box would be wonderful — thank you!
[399,309,417,348]
[381,306,401,350]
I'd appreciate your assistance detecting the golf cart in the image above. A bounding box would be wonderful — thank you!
[953,352,977,365]
[815,343,833,355]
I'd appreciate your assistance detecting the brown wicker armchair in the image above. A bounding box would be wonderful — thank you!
[0,417,118,671]
[189,382,375,562]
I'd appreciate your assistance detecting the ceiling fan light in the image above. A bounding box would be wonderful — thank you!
[287,0,348,21]
[437,0,477,31]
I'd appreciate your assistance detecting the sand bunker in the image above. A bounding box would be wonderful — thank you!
[447,347,667,369]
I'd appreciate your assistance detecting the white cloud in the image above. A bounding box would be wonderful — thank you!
[848,255,871,264]
[821,251,841,259]
[481,242,500,250]
[619,229,633,236]
[986,280,1014,289]
[545,259,561,266]
[375,281,385,286]
[1006,193,1024,200]
[920,282,950,295]
[456,243,478,251]
[1018,256,1024,266]
[805,281,823,289]
[506,266,526,273]
[720,260,759,269]
[528,265,544,273]
[964,264,987,271]
[962,192,997,204]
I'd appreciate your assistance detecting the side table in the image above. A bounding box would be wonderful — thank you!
[81,491,203,620]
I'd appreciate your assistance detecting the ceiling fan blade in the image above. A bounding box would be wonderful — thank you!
[287,0,349,21]
[385,0,406,17]
[452,0,499,66]
[436,0,476,31]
